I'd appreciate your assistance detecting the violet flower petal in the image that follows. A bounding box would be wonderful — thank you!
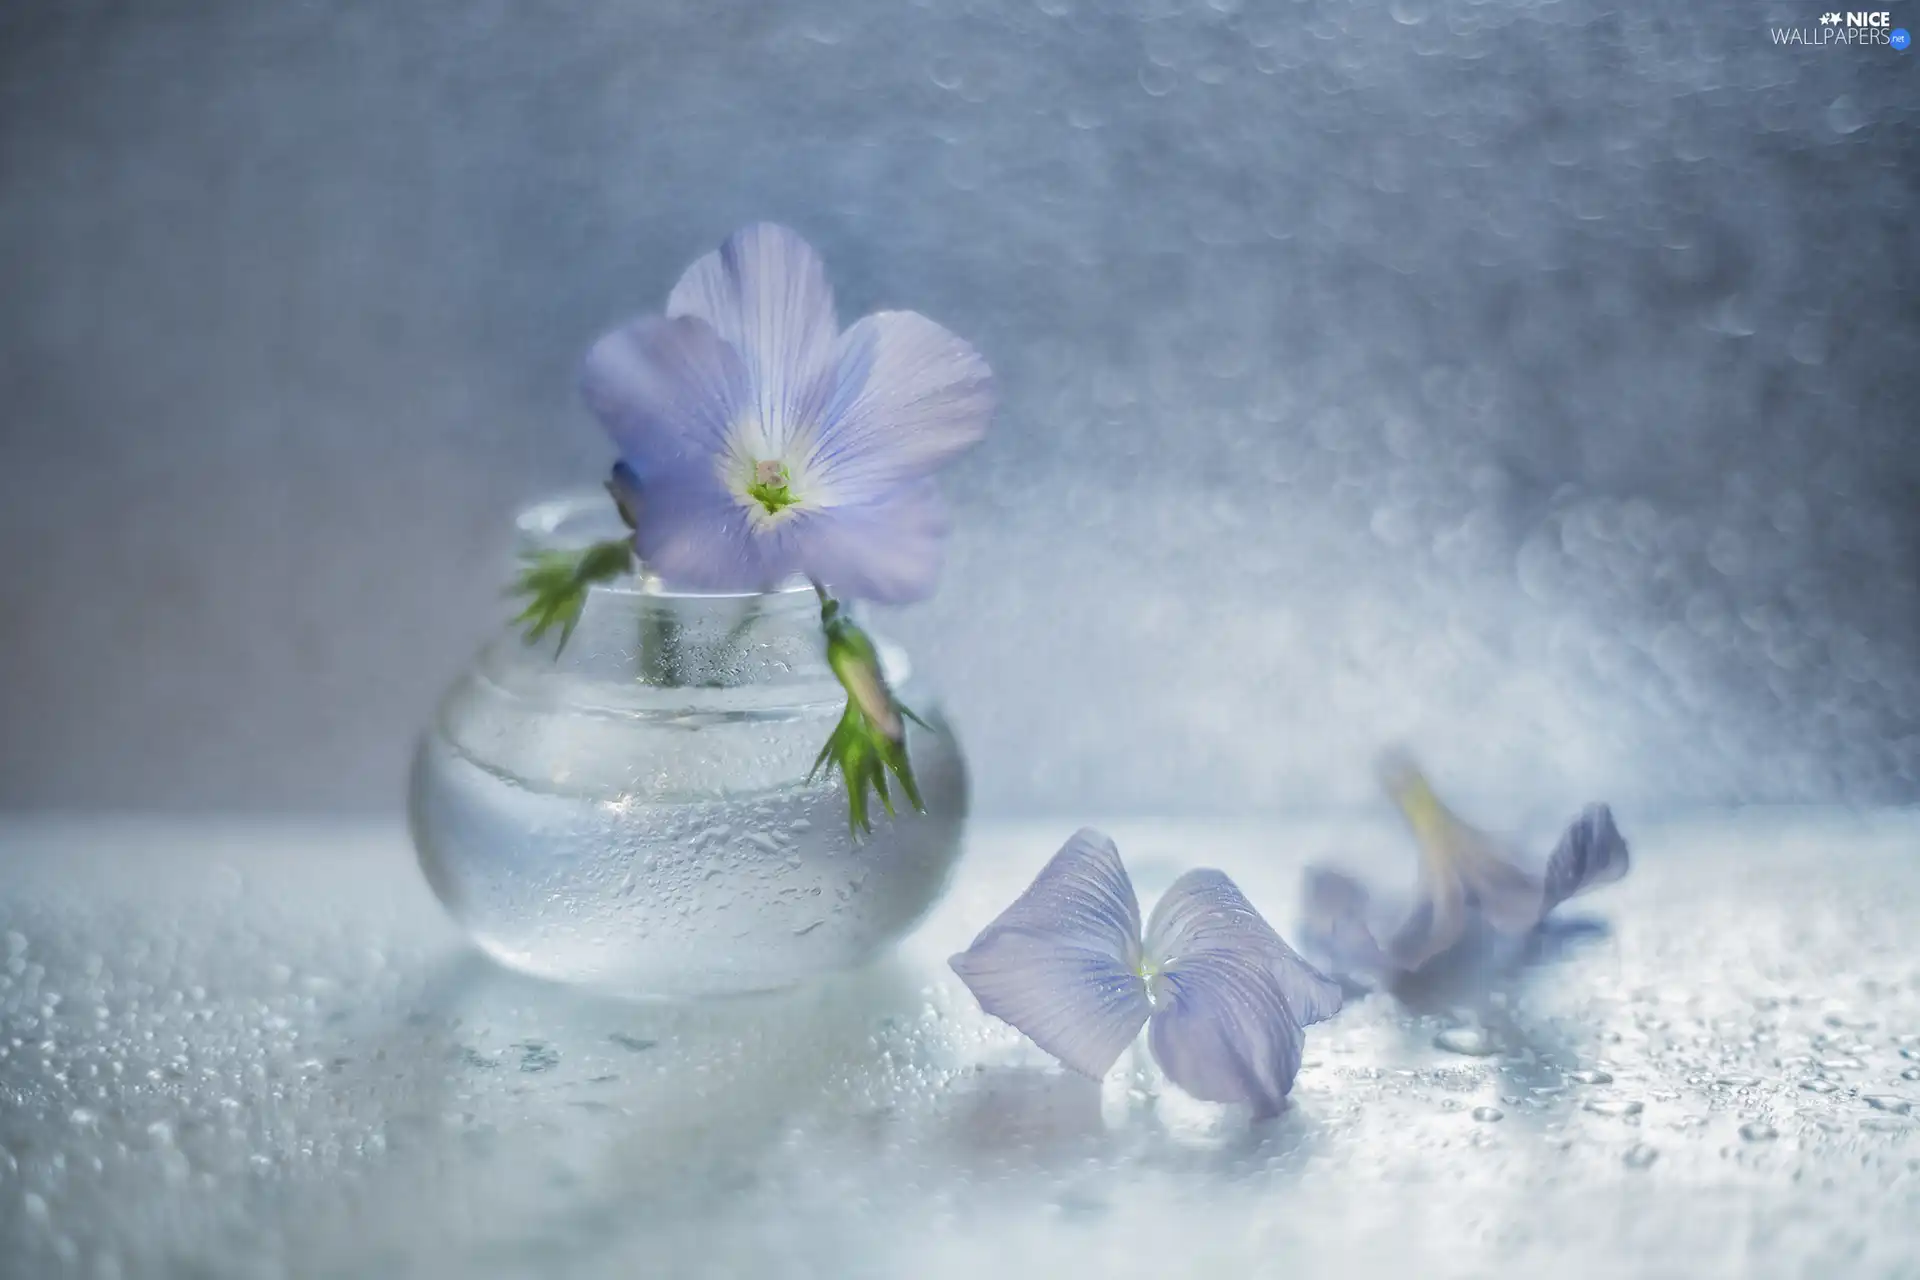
[1541,804,1630,913]
[630,464,785,593]
[1147,869,1344,1027]
[665,223,840,456]
[948,829,1150,1080]
[1299,865,1392,979]
[1383,887,1468,973]
[787,478,949,604]
[1143,869,1341,1115]
[637,475,950,599]
[1148,966,1302,1117]
[580,314,749,477]
[1380,759,1544,971]
[804,311,994,508]
[1447,838,1548,935]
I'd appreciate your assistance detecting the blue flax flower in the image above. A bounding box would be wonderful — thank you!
[951,829,1344,1117]
[1301,752,1631,980]
[579,223,993,603]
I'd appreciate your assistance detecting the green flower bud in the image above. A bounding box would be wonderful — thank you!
[509,536,634,653]
[809,595,926,835]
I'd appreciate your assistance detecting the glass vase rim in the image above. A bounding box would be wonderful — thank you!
[515,491,816,604]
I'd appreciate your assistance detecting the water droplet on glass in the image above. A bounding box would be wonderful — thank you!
[1799,1079,1838,1094]
[1623,1142,1659,1169]
[1714,1073,1759,1088]
[1738,1121,1778,1142]
[1570,1069,1614,1085]
[799,15,849,45]
[1862,1095,1912,1115]
[1826,95,1867,135]
[1584,1099,1644,1119]
[158,1147,191,1182]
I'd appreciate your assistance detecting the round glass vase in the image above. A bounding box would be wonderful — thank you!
[408,495,969,998]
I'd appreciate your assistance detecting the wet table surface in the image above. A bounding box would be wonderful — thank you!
[2,811,1918,1279]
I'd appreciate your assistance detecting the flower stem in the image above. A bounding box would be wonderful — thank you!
[640,602,681,686]
[722,596,765,652]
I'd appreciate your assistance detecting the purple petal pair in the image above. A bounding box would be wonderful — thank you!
[1301,753,1631,980]
[950,829,1343,1117]
[579,224,993,604]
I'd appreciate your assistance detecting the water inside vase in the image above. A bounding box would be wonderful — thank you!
[409,706,967,997]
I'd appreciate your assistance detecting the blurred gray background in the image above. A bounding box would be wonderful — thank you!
[2,0,1916,820]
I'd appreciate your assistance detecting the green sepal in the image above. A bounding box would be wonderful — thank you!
[808,698,925,836]
[508,537,633,654]
[809,596,926,836]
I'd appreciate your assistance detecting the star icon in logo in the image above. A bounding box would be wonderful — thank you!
[1821,11,1842,23]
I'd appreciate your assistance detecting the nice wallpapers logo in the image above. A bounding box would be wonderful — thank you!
[1773,10,1912,47]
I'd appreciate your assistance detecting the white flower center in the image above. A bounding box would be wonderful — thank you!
[722,413,831,528]
[1136,955,1169,1009]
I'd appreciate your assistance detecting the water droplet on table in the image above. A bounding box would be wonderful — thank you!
[513,1041,559,1073]
[1434,1027,1497,1057]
